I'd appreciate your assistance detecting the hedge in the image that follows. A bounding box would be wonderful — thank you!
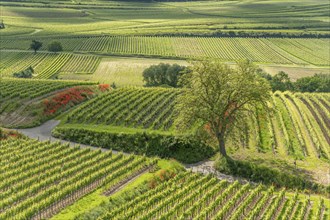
[52,127,215,164]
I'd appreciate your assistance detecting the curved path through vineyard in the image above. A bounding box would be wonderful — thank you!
[17,120,109,152]
[17,119,249,183]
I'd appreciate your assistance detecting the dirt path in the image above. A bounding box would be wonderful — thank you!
[185,160,254,184]
[17,120,110,152]
[29,29,43,35]
[17,120,246,183]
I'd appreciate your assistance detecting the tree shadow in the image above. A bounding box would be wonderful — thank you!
[243,157,315,182]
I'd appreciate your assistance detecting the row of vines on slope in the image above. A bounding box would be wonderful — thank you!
[0,51,100,78]
[0,138,156,220]
[96,172,328,220]
[63,89,330,160]
[66,87,180,131]
[1,37,329,65]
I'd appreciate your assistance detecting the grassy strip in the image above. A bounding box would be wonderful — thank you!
[52,159,183,220]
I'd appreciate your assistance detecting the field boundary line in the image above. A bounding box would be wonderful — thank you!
[103,165,155,196]
[31,165,153,220]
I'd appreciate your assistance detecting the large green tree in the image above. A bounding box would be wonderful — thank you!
[175,59,272,157]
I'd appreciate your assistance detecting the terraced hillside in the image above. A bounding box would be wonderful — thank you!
[0,138,156,220]
[59,88,330,161]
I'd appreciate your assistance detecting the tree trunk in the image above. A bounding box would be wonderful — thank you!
[218,134,227,157]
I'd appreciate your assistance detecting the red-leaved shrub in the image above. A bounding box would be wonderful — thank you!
[43,87,95,115]
[98,84,110,92]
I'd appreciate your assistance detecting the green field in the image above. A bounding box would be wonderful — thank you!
[1,0,329,37]
[0,138,156,219]
[1,137,329,220]
[1,0,329,79]
[0,0,329,220]
[60,88,330,160]
[54,88,330,184]
[1,37,329,66]
[59,56,188,86]
[0,78,96,127]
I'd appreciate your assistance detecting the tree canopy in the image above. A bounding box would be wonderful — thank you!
[258,70,330,92]
[30,40,42,54]
[295,74,330,92]
[175,59,272,157]
[143,63,187,87]
[48,41,63,52]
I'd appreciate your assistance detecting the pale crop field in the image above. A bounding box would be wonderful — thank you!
[59,57,188,86]
[261,65,330,81]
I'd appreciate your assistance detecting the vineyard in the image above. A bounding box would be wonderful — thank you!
[0,138,156,220]
[61,89,330,161]
[0,0,328,38]
[0,78,95,100]
[0,0,329,219]
[66,87,180,131]
[0,78,95,119]
[1,37,328,81]
[0,52,100,79]
[0,136,328,220]
[60,54,100,75]
[1,37,329,66]
[95,172,328,220]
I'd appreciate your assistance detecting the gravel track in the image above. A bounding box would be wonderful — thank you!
[17,120,110,152]
[17,120,247,183]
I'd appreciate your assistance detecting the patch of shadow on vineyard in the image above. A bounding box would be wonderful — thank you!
[244,157,315,182]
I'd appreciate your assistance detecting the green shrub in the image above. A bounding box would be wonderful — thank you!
[258,70,330,93]
[48,41,63,52]
[0,128,4,139]
[52,127,215,163]
[295,74,330,92]
[13,66,34,78]
[143,63,188,88]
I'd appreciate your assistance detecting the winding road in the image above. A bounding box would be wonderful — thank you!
[17,120,250,183]
[17,120,109,152]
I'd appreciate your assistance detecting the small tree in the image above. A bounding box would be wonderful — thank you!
[0,128,4,139]
[271,71,294,91]
[175,59,272,157]
[30,40,43,54]
[48,41,63,52]
[111,82,117,89]
[0,19,5,29]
